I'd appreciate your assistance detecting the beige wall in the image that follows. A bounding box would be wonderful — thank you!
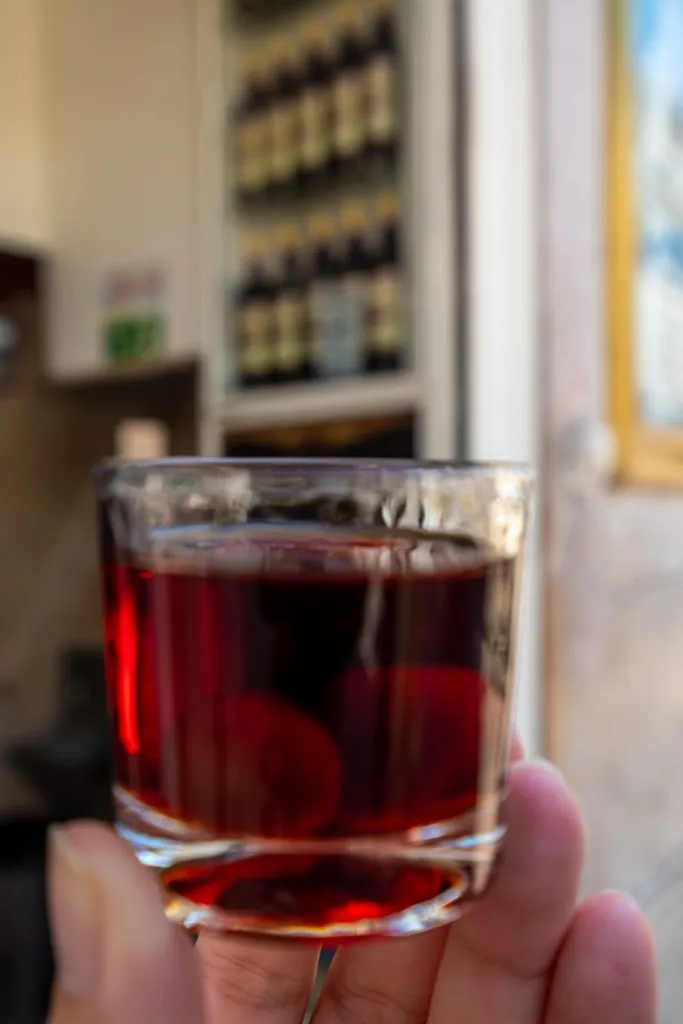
[43,0,201,378]
[0,0,48,248]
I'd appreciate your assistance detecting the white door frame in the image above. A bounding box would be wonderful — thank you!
[466,0,542,754]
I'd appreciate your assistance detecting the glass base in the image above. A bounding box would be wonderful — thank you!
[117,787,504,942]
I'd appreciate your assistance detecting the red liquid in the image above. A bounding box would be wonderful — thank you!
[103,528,517,932]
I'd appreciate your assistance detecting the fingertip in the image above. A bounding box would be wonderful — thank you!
[571,891,656,980]
[547,891,658,1023]
[56,820,175,951]
[505,758,586,877]
[55,820,138,865]
[49,823,104,998]
[50,821,202,1020]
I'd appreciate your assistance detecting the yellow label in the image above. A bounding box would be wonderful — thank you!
[246,122,263,190]
[242,304,271,335]
[243,344,271,373]
[333,73,365,156]
[250,112,271,191]
[367,57,396,142]
[240,303,272,373]
[308,289,325,363]
[371,270,401,353]
[275,295,305,370]
[235,121,252,190]
[301,88,330,170]
[271,102,298,181]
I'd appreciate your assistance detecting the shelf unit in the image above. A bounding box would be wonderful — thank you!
[215,369,419,431]
[197,0,460,460]
[196,0,542,754]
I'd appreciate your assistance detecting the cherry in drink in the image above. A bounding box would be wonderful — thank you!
[96,460,531,941]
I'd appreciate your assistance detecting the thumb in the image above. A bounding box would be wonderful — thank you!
[48,823,202,1023]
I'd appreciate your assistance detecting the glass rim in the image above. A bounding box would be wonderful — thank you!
[93,456,535,494]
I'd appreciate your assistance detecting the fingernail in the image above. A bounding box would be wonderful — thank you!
[49,825,102,997]
[61,823,175,977]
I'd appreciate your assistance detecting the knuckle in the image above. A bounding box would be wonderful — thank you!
[324,977,426,1024]
[199,944,311,1015]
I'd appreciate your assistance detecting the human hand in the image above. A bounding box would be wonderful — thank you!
[47,757,657,1023]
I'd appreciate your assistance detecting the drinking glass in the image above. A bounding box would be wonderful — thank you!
[94,458,532,942]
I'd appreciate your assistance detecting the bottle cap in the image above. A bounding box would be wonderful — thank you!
[336,2,366,32]
[303,18,329,49]
[272,35,298,69]
[374,0,396,13]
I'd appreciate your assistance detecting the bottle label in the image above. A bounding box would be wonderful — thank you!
[315,278,365,377]
[301,87,330,170]
[367,56,396,143]
[239,302,272,375]
[333,72,365,157]
[271,101,299,182]
[371,269,401,353]
[308,287,325,366]
[235,121,252,191]
[274,293,305,371]
[250,112,270,191]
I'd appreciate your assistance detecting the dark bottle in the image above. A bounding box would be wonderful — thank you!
[299,20,333,186]
[307,212,339,378]
[269,37,301,194]
[235,52,271,202]
[236,234,276,389]
[234,51,257,202]
[366,0,399,166]
[331,4,369,174]
[250,54,272,198]
[319,203,372,379]
[273,224,310,384]
[367,191,403,373]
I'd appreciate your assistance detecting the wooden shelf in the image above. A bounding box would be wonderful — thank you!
[51,354,197,388]
[215,371,421,432]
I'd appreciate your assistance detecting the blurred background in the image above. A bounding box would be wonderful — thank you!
[2,0,683,1015]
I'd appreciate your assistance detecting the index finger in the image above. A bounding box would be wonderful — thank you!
[196,932,319,1024]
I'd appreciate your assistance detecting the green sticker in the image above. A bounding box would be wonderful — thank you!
[104,316,165,364]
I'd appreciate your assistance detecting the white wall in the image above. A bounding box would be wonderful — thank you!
[0,0,49,249]
[467,0,542,755]
[42,0,201,378]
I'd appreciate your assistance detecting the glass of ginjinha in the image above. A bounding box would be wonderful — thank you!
[95,458,532,942]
